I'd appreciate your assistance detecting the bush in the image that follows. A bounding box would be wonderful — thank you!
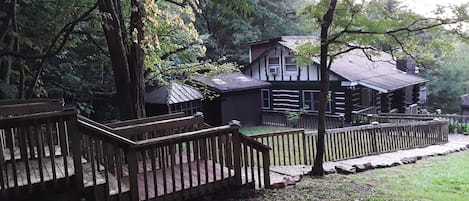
[286,111,302,128]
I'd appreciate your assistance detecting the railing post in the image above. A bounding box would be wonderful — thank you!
[262,151,271,188]
[69,114,84,193]
[127,149,140,201]
[339,114,345,128]
[229,120,242,187]
[370,122,379,153]
[302,131,308,165]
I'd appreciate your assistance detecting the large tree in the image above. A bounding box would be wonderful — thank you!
[297,0,469,176]
[95,0,251,120]
[0,0,249,120]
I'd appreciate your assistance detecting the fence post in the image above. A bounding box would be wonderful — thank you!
[339,114,345,128]
[370,122,379,153]
[229,120,243,187]
[262,151,271,188]
[68,113,84,194]
[127,149,140,201]
[302,131,308,164]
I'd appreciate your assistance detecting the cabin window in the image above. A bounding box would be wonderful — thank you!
[303,90,331,112]
[261,89,270,109]
[268,57,280,65]
[169,100,202,116]
[284,56,297,72]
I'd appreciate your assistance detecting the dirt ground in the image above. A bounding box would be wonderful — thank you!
[198,174,376,201]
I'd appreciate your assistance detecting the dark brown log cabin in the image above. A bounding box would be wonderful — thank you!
[244,36,427,123]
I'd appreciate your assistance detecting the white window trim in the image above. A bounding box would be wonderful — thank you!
[261,89,271,109]
[284,56,298,73]
[302,90,332,112]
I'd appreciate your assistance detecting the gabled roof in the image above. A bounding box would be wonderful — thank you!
[192,72,271,93]
[248,36,427,93]
[145,81,203,105]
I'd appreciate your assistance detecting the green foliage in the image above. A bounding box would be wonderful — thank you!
[195,0,309,65]
[286,107,309,128]
[424,42,469,113]
[297,0,467,65]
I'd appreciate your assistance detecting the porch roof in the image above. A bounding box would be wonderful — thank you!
[331,50,427,93]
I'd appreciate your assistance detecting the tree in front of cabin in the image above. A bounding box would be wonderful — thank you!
[296,0,469,176]
[0,0,250,121]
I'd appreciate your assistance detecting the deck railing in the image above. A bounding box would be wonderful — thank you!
[379,113,469,133]
[111,113,205,141]
[249,129,312,166]
[306,120,449,161]
[261,110,344,129]
[250,120,448,166]
[0,110,77,199]
[77,117,270,201]
[239,134,270,189]
[76,118,134,201]
[0,99,64,117]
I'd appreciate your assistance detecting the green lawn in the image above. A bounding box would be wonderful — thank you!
[239,126,297,136]
[217,151,469,201]
[359,151,469,201]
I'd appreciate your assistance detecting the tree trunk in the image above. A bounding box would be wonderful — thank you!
[129,0,146,118]
[98,0,146,120]
[311,0,337,176]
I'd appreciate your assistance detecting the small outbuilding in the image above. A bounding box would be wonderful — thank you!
[192,72,271,126]
[145,81,204,116]
[461,94,469,115]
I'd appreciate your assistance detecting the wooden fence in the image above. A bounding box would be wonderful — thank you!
[77,119,271,201]
[261,110,344,130]
[249,120,449,166]
[0,110,78,199]
[379,113,469,133]
[0,100,272,201]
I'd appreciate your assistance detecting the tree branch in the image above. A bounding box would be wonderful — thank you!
[160,42,199,60]
[0,2,98,59]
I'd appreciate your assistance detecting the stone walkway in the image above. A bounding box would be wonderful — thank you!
[267,134,469,188]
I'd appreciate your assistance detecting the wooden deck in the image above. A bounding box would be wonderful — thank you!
[127,160,236,200]
[0,106,269,201]
[1,156,73,190]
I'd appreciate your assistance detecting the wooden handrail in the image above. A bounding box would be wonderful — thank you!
[262,109,343,118]
[77,119,135,146]
[0,109,76,128]
[112,115,204,138]
[77,115,115,131]
[240,134,270,151]
[106,112,185,128]
[132,125,236,149]
[306,120,448,135]
[248,129,305,138]
[0,98,62,105]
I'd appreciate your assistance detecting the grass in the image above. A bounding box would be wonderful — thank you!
[239,126,297,136]
[357,151,469,201]
[215,151,469,201]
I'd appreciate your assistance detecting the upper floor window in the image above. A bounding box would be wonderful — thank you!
[268,57,279,65]
[285,56,297,72]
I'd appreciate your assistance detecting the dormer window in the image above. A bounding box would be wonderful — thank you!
[285,56,297,72]
[268,57,280,66]
[268,57,280,75]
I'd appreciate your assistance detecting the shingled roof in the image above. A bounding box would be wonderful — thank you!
[249,36,427,93]
[192,72,271,93]
[145,81,203,105]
